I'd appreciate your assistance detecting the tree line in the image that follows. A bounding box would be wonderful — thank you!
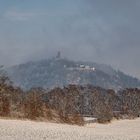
[0,67,140,125]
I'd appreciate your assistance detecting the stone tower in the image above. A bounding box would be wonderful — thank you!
[56,51,61,59]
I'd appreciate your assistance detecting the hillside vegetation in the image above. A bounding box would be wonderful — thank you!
[7,57,140,90]
[1,66,140,124]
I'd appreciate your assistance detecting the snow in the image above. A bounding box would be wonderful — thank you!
[0,118,140,140]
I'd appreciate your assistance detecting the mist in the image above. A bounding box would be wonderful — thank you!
[0,0,140,78]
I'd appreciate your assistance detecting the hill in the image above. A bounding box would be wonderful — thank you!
[7,57,140,90]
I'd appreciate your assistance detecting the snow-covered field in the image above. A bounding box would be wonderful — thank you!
[0,118,140,140]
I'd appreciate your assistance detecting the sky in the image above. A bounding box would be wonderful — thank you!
[0,0,140,78]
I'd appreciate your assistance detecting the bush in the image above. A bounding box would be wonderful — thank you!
[45,104,53,120]
[0,95,10,116]
[70,114,84,126]
[23,91,44,119]
[57,110,84,125]
[97,113,113,123]
[94,102,113,123]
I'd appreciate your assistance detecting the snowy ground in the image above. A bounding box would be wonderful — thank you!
[0,118,140,140]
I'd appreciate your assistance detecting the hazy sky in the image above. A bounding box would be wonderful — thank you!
[0,0,140,78]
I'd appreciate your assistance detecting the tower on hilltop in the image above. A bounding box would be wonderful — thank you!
[56,51,61,59]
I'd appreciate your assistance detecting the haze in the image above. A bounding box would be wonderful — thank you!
[0,0,140,78]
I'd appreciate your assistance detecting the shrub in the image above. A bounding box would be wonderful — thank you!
[70,114,84,126]
[0,95,10,116]
[23,91,44,119]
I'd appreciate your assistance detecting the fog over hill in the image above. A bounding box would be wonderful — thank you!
[0,0,140,78]
[7,54,140,90]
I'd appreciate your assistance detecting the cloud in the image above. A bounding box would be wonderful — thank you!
[3,10,48,21]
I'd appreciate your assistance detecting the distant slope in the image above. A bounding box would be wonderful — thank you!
[7,58,140,90]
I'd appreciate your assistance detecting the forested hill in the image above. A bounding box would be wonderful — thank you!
[7,57,140,90]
